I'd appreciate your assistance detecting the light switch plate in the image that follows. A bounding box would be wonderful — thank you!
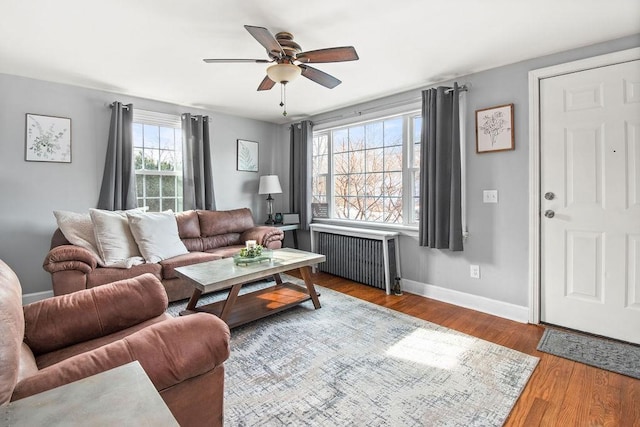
[483,190,498,203]
[470,264,480,279]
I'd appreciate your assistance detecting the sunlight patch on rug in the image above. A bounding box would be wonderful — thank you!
[386,328,473,370]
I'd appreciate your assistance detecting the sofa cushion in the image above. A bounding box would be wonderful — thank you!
[197,208,254,237]
[159,252,220,280]
[90,209,144,268]
[53,211,103,264]
[201,234,242,251]
[127,211,189,263]
[86,263,162,288]
[176,210,200,239]
[0,260,24,405]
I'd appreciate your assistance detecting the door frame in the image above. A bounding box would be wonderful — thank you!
[527,47,640,324]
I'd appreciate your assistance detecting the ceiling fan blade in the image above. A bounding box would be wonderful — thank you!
[257,75,276,91]
[203,58,271,63]
[299,65,341,89]
[244,25,284,57]
[297,46,359,63]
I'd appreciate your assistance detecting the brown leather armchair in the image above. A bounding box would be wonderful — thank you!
[0,260,230,426]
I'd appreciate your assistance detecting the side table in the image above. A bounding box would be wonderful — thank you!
[275,223,300,248]
[2,361,178,426]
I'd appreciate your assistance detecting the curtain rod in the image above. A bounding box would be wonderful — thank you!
[109,102,131,110]
[313,84,468,127]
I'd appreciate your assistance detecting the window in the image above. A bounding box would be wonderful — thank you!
[312,111,422,226]
[132,110,183,212]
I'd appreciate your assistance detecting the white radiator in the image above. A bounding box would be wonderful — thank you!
[310,224,401,295]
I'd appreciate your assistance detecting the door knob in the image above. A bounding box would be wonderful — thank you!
[544,192,555,200]
[544,210,555,218]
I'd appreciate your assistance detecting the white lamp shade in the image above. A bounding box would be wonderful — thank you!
[258,175,282,195]
[266,63,301,84]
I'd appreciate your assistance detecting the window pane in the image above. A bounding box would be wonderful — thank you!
[134,148,143,170]
[384,146,403,171]
[161,198,176,211]
[365,122,383,148]
[159,150,175,171]
[348,174,365,197]
[349,126,364,151]
[136,175,144,197]
[384,172,403,197]
[367,148,384,173]
[365,173,383,197]
[334,196,348,219]
[313,154,328,174]
[384,197,403,223]
[159,127,175,150]
[143,149,159,170]
[143,125,160,149]
[413,116,422,143]
[161,176,176,197]
[334,153,349,174]
[347,196,365,220]
[333,129,348,153]
[413,142,421,169]
[146,198,160,212]
[146,175,160,197]
[349,150,365,173]
[312,175,326,198]
[334,174,349,197]
[133,123,144,148]
[176,176,183,197]
[365,198,383,222]
[384,117,402,146]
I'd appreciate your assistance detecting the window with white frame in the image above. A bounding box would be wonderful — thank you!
[312,111,422,226]
[132,110,183,212]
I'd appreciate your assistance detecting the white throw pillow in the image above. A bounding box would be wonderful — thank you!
[127,211,189,263]
[89,208,145,268]
[53,210,103,265]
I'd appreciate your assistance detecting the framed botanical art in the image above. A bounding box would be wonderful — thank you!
[475,104,514,153]
[25,113,72,163]
[237,139,258,172]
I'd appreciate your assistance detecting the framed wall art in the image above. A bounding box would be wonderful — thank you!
[475,104,514,153]
[237,139,258,172]
[25,113,72,163]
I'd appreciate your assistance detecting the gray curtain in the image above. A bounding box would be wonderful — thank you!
[419,83,463,250]
[97,102,137,210]
[290,120,313,231]
[182,114,215,211]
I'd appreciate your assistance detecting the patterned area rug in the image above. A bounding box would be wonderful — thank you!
[537,328,640,379]
[168,278,538,426]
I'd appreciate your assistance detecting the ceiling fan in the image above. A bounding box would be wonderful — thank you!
[203,25,359,115]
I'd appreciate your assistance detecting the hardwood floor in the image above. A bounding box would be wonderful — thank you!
[304,272,640,427]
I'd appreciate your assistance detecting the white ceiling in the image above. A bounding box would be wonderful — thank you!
[1,1,639,124]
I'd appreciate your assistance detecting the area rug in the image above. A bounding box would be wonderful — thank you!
[168,278,539,426]
[537,328,640,379]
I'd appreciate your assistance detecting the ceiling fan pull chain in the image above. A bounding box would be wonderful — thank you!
[280,83,288,117]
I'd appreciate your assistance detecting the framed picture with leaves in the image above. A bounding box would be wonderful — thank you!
[237,139,258,172]
[25,113,72,162]
[475,104,514,153]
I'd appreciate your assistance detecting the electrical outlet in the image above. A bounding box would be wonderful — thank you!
[483,190,498,203]
[470,264,480,279]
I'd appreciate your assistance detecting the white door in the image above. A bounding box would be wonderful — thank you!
[540,59,640,344]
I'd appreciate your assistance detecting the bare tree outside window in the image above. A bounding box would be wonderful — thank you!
[312,113,421,225]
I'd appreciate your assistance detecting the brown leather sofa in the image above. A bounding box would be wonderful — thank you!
[0,260,230,426]
[43,208,284,302]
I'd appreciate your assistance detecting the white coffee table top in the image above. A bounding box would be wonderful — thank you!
[175,248,325,293]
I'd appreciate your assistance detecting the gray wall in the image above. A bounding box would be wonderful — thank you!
[0,74,279,294]
[285,34,640,308]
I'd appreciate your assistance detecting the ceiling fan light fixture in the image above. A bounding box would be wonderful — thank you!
[266,63,301,84]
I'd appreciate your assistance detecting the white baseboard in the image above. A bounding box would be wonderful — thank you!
[22,290,54,305]
[401,279,530,323]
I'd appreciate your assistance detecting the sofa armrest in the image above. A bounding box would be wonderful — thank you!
[12,314,230,401]
[240,226,284,249]
[23,274,168,355]
[42,245,97,274]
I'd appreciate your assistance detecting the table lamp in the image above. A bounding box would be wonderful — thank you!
[258,175,282,225]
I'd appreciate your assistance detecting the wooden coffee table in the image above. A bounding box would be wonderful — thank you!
[174,248,326,328]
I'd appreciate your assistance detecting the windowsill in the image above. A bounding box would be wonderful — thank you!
[311,218,419,238]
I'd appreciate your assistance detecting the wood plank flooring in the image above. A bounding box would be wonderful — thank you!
[302,271,640,427]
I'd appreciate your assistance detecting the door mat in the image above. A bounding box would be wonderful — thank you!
[537,328,640,379]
